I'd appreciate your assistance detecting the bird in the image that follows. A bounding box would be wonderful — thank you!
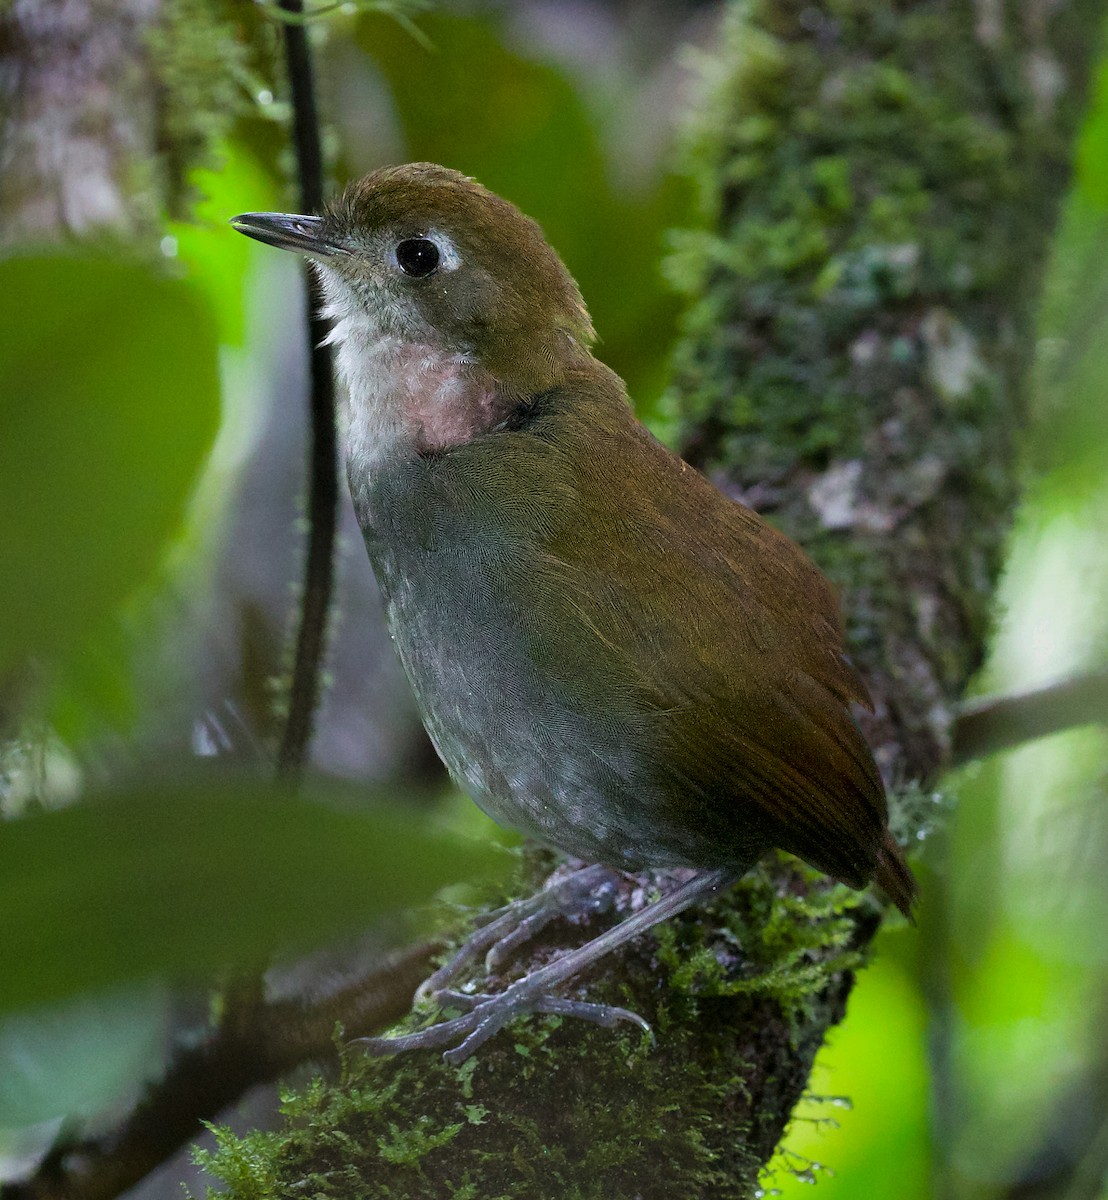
[230,163,916,1063]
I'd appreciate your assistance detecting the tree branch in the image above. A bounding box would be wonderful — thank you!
[951,669,1108,766]
[4,942,439,1200]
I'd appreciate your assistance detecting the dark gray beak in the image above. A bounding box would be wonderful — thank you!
[229,211,348,257]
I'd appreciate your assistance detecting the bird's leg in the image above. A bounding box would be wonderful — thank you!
[353,867,735,1064]
[412,861,623,1004]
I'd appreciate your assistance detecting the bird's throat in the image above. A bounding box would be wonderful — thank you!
[332,321,518,464]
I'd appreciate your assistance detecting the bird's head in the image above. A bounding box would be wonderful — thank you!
[231,163,595,394]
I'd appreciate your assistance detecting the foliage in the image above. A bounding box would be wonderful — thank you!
[0,256,220,676]
[0,781,505,1016]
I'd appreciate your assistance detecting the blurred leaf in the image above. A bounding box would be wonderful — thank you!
[169,143,282,346]
[1029,52,1108,503]
[0,781,506,1014]
[351,10,689,412]
[0,256,221,673]
[0,984,168,1126]
[47,614,141,747]
[1075,59,1108,212]
[771,953,931,1199]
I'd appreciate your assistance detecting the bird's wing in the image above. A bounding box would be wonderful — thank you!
[519,397,888,887]
[447,372,890,888]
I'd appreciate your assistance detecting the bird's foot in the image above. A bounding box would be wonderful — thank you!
[354,983,650,1066]
[350,867,734,1063]
[411,861,624,1005]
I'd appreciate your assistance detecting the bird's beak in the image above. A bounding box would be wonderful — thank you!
[229,211,349,258]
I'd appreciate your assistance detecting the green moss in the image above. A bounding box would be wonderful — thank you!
[195,1123,283,1200]
[200,1010,755,1198]
[668,9,1022,474]
[654,860,864,1020]
[678,12,1010,385]
[199,858,875,1199]
[147,0,279,213]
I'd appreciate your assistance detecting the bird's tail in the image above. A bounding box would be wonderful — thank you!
[875,829,918,920]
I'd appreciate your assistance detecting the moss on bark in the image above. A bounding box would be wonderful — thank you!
[667,0,1100,782]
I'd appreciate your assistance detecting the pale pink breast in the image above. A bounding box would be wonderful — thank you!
[391,344,511,454]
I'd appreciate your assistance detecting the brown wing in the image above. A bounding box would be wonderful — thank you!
[452,367,911,907]
[533,381,892,891]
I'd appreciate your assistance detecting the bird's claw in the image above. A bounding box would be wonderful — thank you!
[413,863,622,1005]
[352,979,651,1065]
[351,866,729,1064]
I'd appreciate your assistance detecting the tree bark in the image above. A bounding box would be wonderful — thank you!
[68,1,1108,1197]
[0,0,162,247]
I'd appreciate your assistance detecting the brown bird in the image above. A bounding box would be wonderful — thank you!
[231,163,916,1062]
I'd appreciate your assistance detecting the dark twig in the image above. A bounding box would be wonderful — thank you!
[950,668,1108,768]
[215,0,339,1174]
[274,0,339,778]
[218,0,340,1156]
[5,942,440,1200]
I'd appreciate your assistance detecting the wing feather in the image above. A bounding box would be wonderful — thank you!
[527,381,891,887]
[458,370,895,891]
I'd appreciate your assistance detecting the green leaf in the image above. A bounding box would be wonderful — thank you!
[0,984,169,1126]
[0,782,505,1014]
[0,255,221,673]
[169,144,282,346]
[1075,59,1108,212]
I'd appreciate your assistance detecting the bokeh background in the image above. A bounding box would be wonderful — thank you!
[1,2,1106,1196]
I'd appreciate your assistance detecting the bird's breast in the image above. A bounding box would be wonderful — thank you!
[354,456,727,869]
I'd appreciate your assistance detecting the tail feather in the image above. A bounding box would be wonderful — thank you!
[875,829,918,920]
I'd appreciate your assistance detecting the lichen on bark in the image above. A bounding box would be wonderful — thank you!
[200,1,1106,1196]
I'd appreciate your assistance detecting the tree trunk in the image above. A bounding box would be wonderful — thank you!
[0,0,163,247]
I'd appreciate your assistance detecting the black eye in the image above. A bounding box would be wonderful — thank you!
[395,238,440,277]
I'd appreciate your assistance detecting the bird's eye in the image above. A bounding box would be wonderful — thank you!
[395,238,440,278]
